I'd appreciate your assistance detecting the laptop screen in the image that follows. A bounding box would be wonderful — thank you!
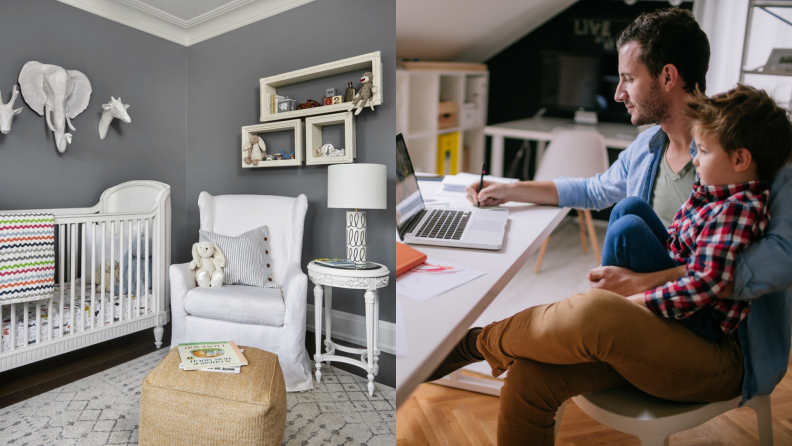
[396,134,425,235]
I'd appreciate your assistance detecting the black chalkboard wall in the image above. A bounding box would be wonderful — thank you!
[484,0,694,182]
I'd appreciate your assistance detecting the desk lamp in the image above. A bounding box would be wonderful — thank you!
[328,164,387,263]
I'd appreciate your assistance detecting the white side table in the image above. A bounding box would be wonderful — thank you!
[307,261,390,396]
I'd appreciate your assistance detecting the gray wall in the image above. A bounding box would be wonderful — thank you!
[0,1,188,258]
[186,0,396,322]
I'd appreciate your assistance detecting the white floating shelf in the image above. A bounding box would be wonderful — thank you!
[260,51,383,122]
[305,112,356,165]
[241,119,304,168]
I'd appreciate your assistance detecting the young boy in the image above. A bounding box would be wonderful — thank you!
[602,84,792,340]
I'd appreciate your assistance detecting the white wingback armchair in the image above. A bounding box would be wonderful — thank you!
[169,192,313,391]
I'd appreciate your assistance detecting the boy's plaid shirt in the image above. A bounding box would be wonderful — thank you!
[644,180,770,335]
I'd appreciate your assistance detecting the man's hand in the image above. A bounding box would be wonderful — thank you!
[466,180,512,206]
[588,265,644,296]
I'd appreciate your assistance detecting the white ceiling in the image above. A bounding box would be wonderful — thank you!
[396,0,578,62]
[57,0,314,46]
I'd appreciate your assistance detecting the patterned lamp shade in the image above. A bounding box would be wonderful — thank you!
[327,164,387,263]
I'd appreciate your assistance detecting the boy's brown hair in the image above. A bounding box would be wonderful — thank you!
[682,84,792,181]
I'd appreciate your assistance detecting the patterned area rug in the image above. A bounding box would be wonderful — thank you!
[0,349,395,445]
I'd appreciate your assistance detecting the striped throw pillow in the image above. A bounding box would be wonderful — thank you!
[199,226,278,288]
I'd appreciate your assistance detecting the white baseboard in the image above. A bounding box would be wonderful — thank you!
[306,305,395,355]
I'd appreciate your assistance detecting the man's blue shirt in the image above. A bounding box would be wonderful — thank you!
[553,125,792,405]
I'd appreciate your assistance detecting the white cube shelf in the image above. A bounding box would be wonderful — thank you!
[260,51,383,122]
[305,112,356,165]
[241,119,304,168]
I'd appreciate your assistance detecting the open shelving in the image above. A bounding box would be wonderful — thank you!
[396,68,489,175]
[260,51,383,122]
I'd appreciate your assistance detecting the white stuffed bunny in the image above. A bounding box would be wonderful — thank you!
[189,241,226,288]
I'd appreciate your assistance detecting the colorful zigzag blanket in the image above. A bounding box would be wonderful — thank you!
[0,213,55,305]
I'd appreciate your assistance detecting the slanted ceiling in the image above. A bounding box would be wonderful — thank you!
[396,0,578,62]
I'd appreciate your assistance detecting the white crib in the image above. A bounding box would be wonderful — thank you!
[0,180,171,371]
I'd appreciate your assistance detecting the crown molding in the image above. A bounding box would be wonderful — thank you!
[56,0,314,46]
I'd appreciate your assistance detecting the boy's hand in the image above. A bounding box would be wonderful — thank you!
[588,266,644,296]
[717,282,734,298]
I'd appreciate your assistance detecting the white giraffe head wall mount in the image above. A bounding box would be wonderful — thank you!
[99,96,130,140]
[0,85,24,135]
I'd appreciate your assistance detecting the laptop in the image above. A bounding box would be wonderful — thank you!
[396,133,508,250]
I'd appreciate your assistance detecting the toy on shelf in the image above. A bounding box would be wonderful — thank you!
[345,82,356,103]
[276,96,296,113]
[297,99,321,110]
[348,71,377,115]
[243,135,266,166]
[326,88,336,97]
[323,97,333,106]
[317,143,345,158]
[332,96,344,104]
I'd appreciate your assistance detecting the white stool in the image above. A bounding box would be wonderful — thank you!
[307,261,390,396]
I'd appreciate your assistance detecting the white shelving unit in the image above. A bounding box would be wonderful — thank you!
[396,68,489,175]
[739,1,792,104]
[260,51,383,123]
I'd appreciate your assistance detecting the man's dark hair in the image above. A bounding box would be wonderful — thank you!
[617,8,710,94]
[682,84,792,181]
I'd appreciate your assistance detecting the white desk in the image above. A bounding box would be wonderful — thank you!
[485,117,640,177]
[396,180,568,408]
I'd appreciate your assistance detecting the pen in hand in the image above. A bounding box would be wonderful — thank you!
[478,161,486,207]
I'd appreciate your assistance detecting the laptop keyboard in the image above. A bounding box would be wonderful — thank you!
[415,209,471,240]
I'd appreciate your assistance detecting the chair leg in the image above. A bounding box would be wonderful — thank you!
[583,210,600,262]
[638,435,670,446]
[745,395,774,446]
[578,211,588,254]
[535,236,550,273]
[554,400,568,441]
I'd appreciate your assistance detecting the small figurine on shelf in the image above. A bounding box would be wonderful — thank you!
[297,99,321,110]
[348,71,376,115]
[317,143,345,157]
[243,135,266,166]
[275,153,283,160]
[345,82,356,102]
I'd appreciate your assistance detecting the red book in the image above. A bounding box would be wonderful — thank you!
[396,242,427,277]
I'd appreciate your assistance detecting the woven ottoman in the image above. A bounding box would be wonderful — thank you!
[139,346,287,446]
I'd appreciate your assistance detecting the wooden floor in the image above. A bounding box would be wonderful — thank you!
[397,356,792,445]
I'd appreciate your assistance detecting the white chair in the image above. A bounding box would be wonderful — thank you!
[169,192,313,392]
[563,386,773,445]
[533,130,610,272]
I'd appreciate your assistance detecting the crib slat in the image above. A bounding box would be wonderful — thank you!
[91,223,96,330]
[35,302,41,344]
[110,221,115,325]
[23,302,28,346]
[59,224,64,338]
[136,219,141,318]
[101,222,105,327]
[145,218,149,315]
[128,220,133,320]
[10,303,15,351]
[81,223,86,332]
[119,220,124,323]
[70,224,76,335]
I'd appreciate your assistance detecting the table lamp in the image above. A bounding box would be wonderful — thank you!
[328,164,387,263]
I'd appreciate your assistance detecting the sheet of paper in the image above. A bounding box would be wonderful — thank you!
[396,302,409,357]
[396,257,486,302]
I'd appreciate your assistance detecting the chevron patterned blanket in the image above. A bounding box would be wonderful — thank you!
[0,213,55,305]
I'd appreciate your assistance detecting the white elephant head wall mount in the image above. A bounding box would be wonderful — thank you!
[18,61,92,153]
[99,97,130,140]
[0,85,23,135]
